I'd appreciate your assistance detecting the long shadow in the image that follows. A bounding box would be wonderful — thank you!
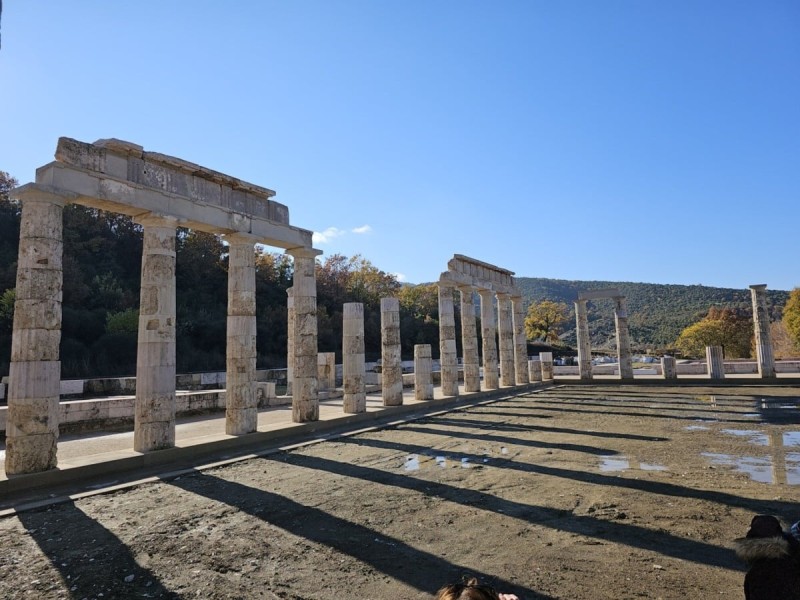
[519,397,744,415]
[425,415,668,442]
[16,502,177,599]
[343,434,800,519]
[502,403,760,424]
[166,471,552,600]
[397,424,618,456]
[269,451,743,571]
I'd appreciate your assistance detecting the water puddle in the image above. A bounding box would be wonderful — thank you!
[721,429,769,446]
[742,413,760,418]
[686,425,710,431]
[702,453,773,483]
[641,463,668,471]
[600,457,630,472]
[435,456,447,468]
[404,455,420,471]
[501,447,509,455]
[788,453,800,485]
[785,432,800,447]
[402,453,485,471]
[461,458,471,468]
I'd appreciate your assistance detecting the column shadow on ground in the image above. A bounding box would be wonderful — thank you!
[166,470,552,600]
[16,502,177,599]
[275,448,744,572]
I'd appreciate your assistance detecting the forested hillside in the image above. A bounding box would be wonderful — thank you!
[516,277,790,350]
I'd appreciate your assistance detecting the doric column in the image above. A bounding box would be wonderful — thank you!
[575,299,592,380]
[414,343,433,401]
[528,358,542,382]
[458,285,481,393]
[381,297,403,406]
[478,289,499,390]
[287,247,320,422]
[5,186,65,475]
[511,294,529,384]
[438,283,459,397]
[225,234,257,435]
[613,296,633,379]
[539,351,554,380]
[134,214,178,453]
[343,302,366,413]
[496,292,515,386]
[661,356,677,379]
[285,287,294,396]
[706,345,725,379]
[750,284,776,378]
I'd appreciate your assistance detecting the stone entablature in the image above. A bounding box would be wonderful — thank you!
[441,254,516,294]
[31,137,312,249]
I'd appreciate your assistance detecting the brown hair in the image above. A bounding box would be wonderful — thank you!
[434,577,500,600]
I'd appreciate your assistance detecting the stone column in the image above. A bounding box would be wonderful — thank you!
[414,343,433,401]
[540,351,554,380]
[225,235,257,436]
[706,345,725,379]
[5,186,65,475]
[343,302,366,413]
[287,248,320,422]
[381,297,403,406]
[134,215,178,453]
[496,292,515,386]
[528,358,542,382]
[438,283,459,397]
[317,352,336,392]
[613,296,634,380]
[750,284,776,378]
[285,287,294,396]
[662,356,677,379]
[511,295,529,384]
[458,286,481,393]
[478,289,499,390]
[575,299,592,380]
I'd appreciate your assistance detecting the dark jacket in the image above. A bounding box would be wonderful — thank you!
[733,535,800,600]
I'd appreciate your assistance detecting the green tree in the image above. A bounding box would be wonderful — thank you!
[524,300,568,342]
[673,306,753,358]
[783,288,800,349]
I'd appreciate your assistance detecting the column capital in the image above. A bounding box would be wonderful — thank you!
[224,232,257,246]
[456,284,474,294]
[477,288,494,297]
[495,291,511,299]
[749,284,768,291]
[11,183,72,206]
[286,246,322,259]
[134,213,179,229]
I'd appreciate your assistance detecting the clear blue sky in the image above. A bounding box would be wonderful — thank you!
[1,1,798,290]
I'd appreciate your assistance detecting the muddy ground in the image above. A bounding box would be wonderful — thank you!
[1,384,799,600]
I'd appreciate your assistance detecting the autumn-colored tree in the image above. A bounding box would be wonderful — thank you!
[771,319,800,359]
[524,300,568,342]
[673,306,753,359]
[782,288,800,350]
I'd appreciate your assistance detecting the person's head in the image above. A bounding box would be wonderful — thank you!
[435,577,500,600]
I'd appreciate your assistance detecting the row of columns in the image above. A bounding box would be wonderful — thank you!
[5,187,321,474]
[438,284,530,397]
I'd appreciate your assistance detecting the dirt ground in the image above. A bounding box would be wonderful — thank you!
[1,384,799,600]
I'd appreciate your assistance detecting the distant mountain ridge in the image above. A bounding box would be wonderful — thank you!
[515,277,791,350]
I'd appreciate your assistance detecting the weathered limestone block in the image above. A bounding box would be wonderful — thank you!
[343,302,366,413]
[528,358,542,382]
[458,286,481,393]
[5,188,65,475]
[285,287,294,396]
[750,284,776,378]
[288,249,321,422]
[478,289,499,390]
[614,296,634,380]
[381,297,403,406]
[511,295,529,385]
[438,284,459,397]
[540,352,554,380]
[225,235,257,436]
[496,292,515,386]
[661,356,677,380]
[134,215,177,452]
[706,346,725,379]
[575,299,592,380]
[414,344,434,401]
[317,352,336,392]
